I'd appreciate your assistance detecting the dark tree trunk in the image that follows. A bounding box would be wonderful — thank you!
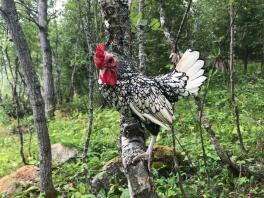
[0,1,56,197]
[243,46,248,74]
[81,0,95,187]
[2,47,27,165]
[229,4,246,153]
[38,0,56,117]
[261,44,264,75]
[98,0,158,197]
[14,59,28,165]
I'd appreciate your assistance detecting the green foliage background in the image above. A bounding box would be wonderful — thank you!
[0,0,263,197]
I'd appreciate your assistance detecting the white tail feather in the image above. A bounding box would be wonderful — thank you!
[177,51,199,71]
[186,60,204,77]
[189,69,204,81]
[176,49,206,96]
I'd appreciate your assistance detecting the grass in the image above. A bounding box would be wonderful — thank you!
[0,108,120,178]
[0,64,264,197]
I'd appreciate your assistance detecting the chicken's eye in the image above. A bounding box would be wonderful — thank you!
[108,57,113,63]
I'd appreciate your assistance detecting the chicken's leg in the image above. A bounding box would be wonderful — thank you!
[132,135,157,171]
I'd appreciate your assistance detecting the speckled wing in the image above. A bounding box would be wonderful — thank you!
[155,71,189,102]
[129,81,173,129]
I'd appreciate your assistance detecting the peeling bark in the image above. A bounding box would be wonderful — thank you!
[98,1,157,197]
[91,146,187,195]
[137,0,146,71]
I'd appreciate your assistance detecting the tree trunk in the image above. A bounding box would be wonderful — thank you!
[98,0,158,196]
[0,1,56,197]
[261,44,264,75]
[38,0,56,117]
[81,0,95,187]
[159,0,176,51]
[68,64,76,101]
[243,46,248,74]
[120,116,158,198]
[53,19,62,105]
[229,4,246,153]
[137,0,146,71]
[2,47,27,164]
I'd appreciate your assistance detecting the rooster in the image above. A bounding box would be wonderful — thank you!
[94,44,206,168]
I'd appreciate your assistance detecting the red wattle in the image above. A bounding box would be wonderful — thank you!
[100,69,117,86]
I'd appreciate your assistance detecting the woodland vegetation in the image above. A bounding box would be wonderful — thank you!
[0,0,263,197]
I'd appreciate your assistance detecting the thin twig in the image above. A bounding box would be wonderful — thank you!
[229,3,246,153]
[175,135,197,173]
[174,0,192,52]
[171,123,188,198]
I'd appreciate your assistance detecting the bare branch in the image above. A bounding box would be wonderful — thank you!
[16,0,39,26]
[47,11,59,22]
[16,0,38,14]
[229,4,246,153]
[18,12,39,27]
[175,0,192,52]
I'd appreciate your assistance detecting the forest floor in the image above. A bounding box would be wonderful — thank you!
[0,66,264,197]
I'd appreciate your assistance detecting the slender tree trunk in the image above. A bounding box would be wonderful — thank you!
[229,4,246,153]
[68,64,76,101]
[261,44,264,75]
[243,46,248,74]
[159,0,176,51]
[98,1,158,197]
[195,96,240,176]
[0,1,56,197]
[80,0,95,188]
[137,0,146,71]
[53,19,62,105]
[38,0,56,117]
[3,47,27,164]
[14,61,28,165]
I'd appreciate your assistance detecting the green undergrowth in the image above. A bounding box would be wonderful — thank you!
[0,108,120,178]
[0,68,264,197]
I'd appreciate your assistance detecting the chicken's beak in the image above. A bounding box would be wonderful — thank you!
[99,68,107,77]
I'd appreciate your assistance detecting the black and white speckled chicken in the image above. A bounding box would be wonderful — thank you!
[94,44,206,167]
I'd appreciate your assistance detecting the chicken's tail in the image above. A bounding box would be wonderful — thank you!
[176,49,206,96]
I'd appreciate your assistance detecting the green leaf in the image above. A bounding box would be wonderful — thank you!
[149,18,160,31]
[120,188,129,198]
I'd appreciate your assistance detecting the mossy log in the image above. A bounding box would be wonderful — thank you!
[91,145,188,194]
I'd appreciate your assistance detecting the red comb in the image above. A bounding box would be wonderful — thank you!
[94,43,105,69]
